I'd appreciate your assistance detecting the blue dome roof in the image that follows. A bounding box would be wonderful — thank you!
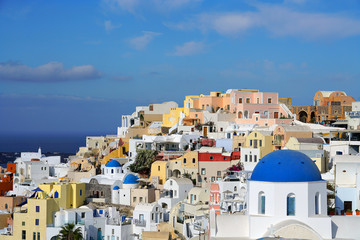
[123,174,139,184]
[113,186,120,190]
[106,160,122,168]
[251,150,322,182]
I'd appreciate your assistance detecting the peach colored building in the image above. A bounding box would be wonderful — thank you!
[0,196,26,212]
[272,125,313,150]
[183,91,231,116]
[209,183,221,215]
[230,89,293,126]
[313,91,355,107]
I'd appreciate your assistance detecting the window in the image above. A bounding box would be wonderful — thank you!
[201,168,206,175]
[140,197,143,202]
[194,195,197,200]
[211,177,215,182]
[133,197,137,202]
[259,140,262,147]
[36,206,40,212]
[158,166,160,171]
[246,98,250,103]
[287,193,296,216]
[250,140,252,146]
[192,158,196,163]
[54,191,59,198]
[210,156,213,160]
[37,232,40,240]
[250,155,253,162]
[217,171,221,177]
[22,221,25,226]
[245,155,248,162]
[183,158,186,164]
[111,169,114,174]
[35,219,39,226]
[258,192,265,214]
[315,192,320,215]
[80,189,82,196]
[5,204,8,209]
[268,98,272,103]
[257,98,260,104]
[239,98,243,103]
[81,212,86,218]
[152,213,154,220]
[254,155,257,162]
[234,186,237,191]
[174,190,177,197]
[22,230,26,240]
[33,232,36,240]
[112,229,115,234]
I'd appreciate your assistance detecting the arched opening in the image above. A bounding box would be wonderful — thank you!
[298,111,308,123]
[172,169,181,178]
[244,110,249,119]
[264,111,269,118]
[111,169,114,174]
[258,191,265,214]
[54,191,59,198]
[310,112,316,123]
[287,193,296,216]
[315,192,320,215]
[238,111,242,119]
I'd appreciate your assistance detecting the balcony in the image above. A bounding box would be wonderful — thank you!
[133,219,146,227]
[272,139,281,146]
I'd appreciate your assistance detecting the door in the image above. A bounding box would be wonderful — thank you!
[203,127,208,137]
[274,112,279,118]
[344,201,352,212]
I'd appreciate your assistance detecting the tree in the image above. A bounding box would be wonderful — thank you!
[129,149,158,175]
[57,223,83,240]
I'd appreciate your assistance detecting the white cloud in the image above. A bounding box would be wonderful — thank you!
[172,41,205,56]
[167,4,360,40]
[0,61,101,82]
[104,20,121,32]
[128,31,161,50]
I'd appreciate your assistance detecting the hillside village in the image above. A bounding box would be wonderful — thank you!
[1,89,360,240]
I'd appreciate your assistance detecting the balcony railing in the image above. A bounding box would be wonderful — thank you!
[133,219,146,227]
[272,139,281,146]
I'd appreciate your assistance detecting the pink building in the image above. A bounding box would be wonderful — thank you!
[230,89,293,126]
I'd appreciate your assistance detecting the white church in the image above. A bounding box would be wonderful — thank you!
[210,150,360,240]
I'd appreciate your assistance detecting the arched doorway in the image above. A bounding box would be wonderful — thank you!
[238,111,242,119]
[172,169,181,178]
[310,112,316,123]
[298,111,308,123]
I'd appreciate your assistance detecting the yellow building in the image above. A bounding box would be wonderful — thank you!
[183,95,199,116]
[150,161,169,185]
[5,183,85,240]
[243,131,273,158]
[162,107,185,128]
[100,140,129,165]
[150,151,199,185]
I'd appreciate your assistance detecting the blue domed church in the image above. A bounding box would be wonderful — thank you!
[210,150,332,239]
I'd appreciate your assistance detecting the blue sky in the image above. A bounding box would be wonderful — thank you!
[1,0,360,135]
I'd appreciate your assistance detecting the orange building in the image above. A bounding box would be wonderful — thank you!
[313,91,355,107]
[292,91,355,123]
[0,163,16,196]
